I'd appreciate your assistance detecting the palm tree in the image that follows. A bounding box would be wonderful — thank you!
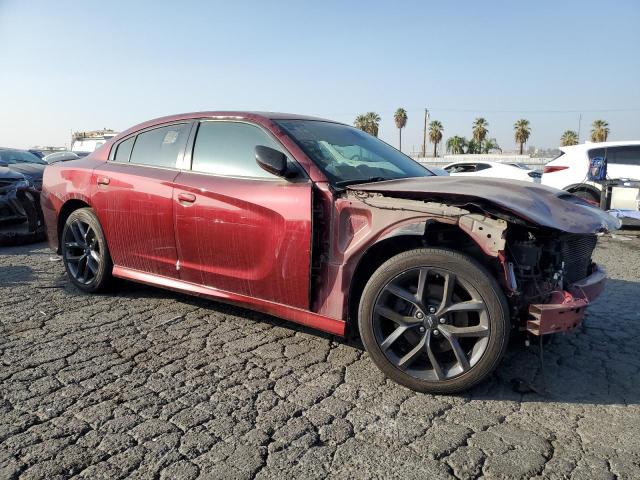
[481,138,501,154]
[513,119,531,155]
[466,139,480,154]
[365,112,381,137]
[394,108,408,151]
[590,120,609,142]
[560,130,579,146]
[428,120,444,157]
[354,112,381,137]
[472,118,489,146]
[354,114,367,132]
[446,136,467,154]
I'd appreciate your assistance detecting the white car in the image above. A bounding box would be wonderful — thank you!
[541,141,640,209]
[43,151,80,164]
[443,160,541,183]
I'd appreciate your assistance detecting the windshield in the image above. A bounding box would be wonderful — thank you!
[276,120,432,186]
[0,149,47,165]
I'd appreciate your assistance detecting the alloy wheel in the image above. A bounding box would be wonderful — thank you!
[372,267,490,381]
[63,218,102,285]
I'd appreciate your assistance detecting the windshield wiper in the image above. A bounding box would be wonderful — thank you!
[335,177,388,188]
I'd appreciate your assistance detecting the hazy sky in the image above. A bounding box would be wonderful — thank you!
[1,0,639,152]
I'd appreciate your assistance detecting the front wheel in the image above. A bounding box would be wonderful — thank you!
[61,208,112,292]
[358,248,510,394]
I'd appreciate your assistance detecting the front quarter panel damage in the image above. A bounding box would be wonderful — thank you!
[313,190,508,321]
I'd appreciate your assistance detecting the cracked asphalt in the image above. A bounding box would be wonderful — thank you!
[1,234,639,479]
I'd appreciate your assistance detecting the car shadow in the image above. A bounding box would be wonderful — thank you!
[67,275,640,406]
[469,278,640,405]
[0,265,36,286]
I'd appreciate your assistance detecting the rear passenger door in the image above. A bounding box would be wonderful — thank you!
[172,120,312,309]
[92,122,191,278]
[606,145,640,209]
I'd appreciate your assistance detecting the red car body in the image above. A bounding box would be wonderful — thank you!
[41,112,618,339]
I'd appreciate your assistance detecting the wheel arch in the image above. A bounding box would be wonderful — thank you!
[57,199,92,253]
[345,220,495,338]
[564,182,601,198]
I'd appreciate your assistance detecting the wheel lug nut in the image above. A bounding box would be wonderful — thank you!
[433,330,440,336]
[416,312,424,319]
[419,326,425,333]
[439,318,446,324]
[428,307,436,314]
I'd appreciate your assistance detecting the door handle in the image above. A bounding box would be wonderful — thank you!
[97,176,110,186]
[178,192,196,204]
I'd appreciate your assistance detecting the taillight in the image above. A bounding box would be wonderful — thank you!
[543,165,569,174]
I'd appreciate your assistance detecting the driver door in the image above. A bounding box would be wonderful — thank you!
[173,120,312,309]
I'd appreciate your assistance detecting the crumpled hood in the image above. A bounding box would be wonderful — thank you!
[0,166,25,181]
[348,176,621,233]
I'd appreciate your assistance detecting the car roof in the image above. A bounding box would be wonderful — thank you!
[113,111,346,144]
[560,140,640,153]
[135,111,339,127]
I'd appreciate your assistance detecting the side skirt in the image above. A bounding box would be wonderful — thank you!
[112,265,346,336]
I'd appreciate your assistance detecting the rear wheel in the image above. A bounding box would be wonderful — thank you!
[61,208,112,292]
[358,248,510,394]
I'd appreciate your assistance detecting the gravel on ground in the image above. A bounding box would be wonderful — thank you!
[1,234,639,479]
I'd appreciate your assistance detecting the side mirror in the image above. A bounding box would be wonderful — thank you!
[255,145,289,178]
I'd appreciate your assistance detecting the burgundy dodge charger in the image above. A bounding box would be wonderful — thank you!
[41,112,619,393]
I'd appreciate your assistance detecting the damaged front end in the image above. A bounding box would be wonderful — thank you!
[0,175,45,246]
[504,227,606,336]
[343,177,619,337]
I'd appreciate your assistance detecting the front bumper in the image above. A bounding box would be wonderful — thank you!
[526,264,606,335]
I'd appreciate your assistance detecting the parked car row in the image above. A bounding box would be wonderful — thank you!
[0,148,47,243]
[443,160,542,183]
[541,141,640,210]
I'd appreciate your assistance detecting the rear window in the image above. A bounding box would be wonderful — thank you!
[114,137,135,162]
[588,148,605,161]
[129,124,189,168]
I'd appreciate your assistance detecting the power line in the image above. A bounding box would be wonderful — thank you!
[326,107,640,118]
[428,107,640,114]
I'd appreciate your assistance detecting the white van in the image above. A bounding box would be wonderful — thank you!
[541,141,640,210]
[70,129,118,154]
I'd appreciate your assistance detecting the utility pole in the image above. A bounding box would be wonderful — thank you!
[422,108,429,158]
[577,113,582,142]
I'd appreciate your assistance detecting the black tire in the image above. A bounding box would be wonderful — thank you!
[358,248,510,394]
[61,208,113,292]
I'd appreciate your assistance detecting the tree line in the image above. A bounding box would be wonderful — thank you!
[353,110,611,155]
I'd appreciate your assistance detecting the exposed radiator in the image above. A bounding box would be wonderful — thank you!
[560,234,597,284]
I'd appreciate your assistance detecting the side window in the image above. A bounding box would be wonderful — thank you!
[447,164,465,173]
[113,137,135,162]
[191,121,283,178]
[475,163,491,171]
[607,146,640,166]
[449,163,476,173]
[129,124,189,168]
